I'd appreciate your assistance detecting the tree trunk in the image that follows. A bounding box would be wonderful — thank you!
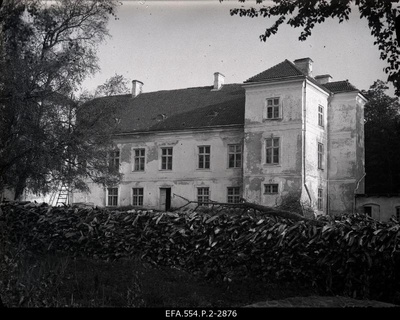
[173,193,326,226]
[241,201,325,226]
[13,175,26,201]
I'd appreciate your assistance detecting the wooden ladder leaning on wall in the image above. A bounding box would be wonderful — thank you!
[49,183,69,206]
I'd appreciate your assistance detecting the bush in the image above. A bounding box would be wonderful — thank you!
[1,201,399,304]
[275,191,314,218]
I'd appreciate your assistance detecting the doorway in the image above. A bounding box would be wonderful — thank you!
[160,188,171,211]
[363,203,380,220]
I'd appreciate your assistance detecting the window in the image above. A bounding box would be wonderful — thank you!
[228,144,242,168]
[364,206,372,217]
[264,97,280,119]
[197,187,210,205]
[133,148,145,171]
[266,137,280,164]
[318,105,324,127]
[317,188,323,211]
[161,147,173,170]
[198,146,210,169]
[109,150,120,171]
[264,184,278,194]
[227,187,241,203]
[132,188,144,206]
[107,188,118,206]
[318,143,324,170]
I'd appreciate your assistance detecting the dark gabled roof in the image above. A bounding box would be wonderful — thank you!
[244,59,365,98]
[244,59,304,83]
[84,60,366,135]
[323,80,368,101]
[88,84,245,134]
[243,59,331,95]
[322,80,359,93]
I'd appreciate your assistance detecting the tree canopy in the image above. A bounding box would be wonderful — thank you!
[226,0,400,96]
[363,80,400,194]
[0,0,121,199]
[94,73,130,98]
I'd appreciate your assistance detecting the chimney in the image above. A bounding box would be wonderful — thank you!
[212,72,225,90]
[132,80,143,98]
[314,74,332,84]
[293,58,313,77]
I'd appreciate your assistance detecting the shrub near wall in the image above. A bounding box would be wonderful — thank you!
[1,202,400,303]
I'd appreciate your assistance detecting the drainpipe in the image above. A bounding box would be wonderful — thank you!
[326,93,333,216]
[302,80,312,207]
[353,172,366,214]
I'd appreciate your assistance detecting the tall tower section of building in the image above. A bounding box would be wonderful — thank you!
[243,58,366,215]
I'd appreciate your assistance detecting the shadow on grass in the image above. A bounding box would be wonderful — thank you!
[0,253,318,308]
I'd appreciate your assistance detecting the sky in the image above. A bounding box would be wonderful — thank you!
[81,0,394,96]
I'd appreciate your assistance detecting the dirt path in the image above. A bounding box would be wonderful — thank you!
[245,296,399,308]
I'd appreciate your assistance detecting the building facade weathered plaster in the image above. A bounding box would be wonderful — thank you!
[71,58,367,215]
[74,128,243,210]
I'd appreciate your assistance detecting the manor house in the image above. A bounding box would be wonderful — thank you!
[72,58,367,215]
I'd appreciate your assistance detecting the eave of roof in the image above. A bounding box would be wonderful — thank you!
[113,124,244,136]
[355,193,400,198]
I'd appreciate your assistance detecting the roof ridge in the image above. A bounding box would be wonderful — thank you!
[244,59,305,83]
[118,83,244,97]
[326,79,353,84]
[285,59,309,76]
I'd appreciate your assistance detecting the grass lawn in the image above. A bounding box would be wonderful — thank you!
[0,254,318,308]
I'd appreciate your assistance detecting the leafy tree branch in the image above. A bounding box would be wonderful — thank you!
[0,0,122,199]
[225,0,400,96]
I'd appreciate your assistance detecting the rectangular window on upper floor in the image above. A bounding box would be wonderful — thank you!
[318,142,324,170]
[264,97,281,120]
[198,145,210,169]
[133,148,145,171]
[109,150,120,172]
[265,137,280,165]
[161,147,173,170]
[318,105,324,128]
[228,144,242,168]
